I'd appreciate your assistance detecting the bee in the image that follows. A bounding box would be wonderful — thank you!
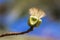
[28,8,45,27]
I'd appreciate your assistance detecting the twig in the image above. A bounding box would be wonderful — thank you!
[0,27,34,37]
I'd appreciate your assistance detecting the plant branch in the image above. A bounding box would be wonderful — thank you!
[0,27,34,37]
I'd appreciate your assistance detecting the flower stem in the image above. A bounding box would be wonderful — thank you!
[0,27,34,37]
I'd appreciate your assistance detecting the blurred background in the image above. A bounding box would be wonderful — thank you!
[0,0,60,40]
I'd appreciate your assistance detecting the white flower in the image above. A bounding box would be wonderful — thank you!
[29,8,45,19]
[28,8,46,27]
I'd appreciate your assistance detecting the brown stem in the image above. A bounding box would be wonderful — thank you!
[0,27,34,37]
